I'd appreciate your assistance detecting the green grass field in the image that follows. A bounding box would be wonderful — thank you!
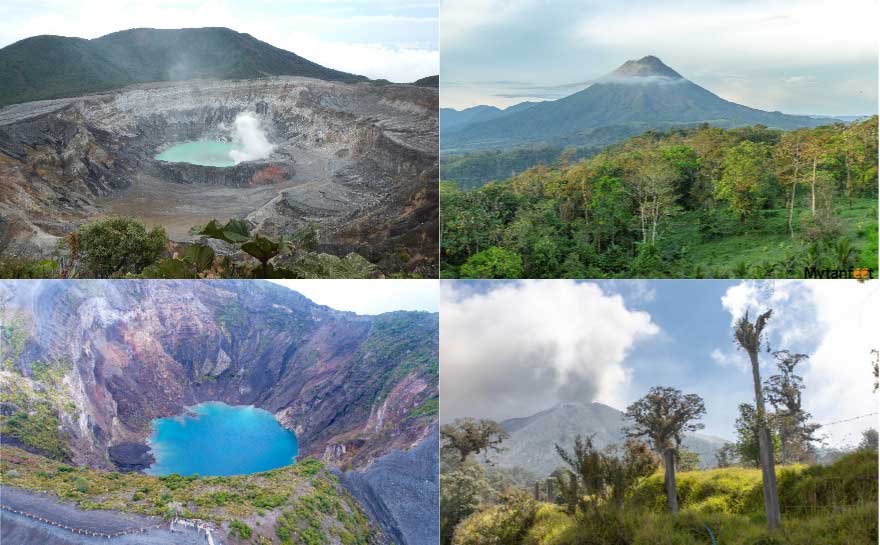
[658,197,878,278]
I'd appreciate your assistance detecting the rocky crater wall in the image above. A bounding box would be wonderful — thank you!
[0,280,439,474]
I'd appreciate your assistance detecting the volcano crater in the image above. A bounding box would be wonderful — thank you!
[0,77,438,272]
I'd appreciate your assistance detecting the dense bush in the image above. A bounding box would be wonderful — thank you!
[75,217,167,277]
[453,489,538,545]
[0,405,70,460]
[460,246,524,278]
[0,258,59,278]
[229,520,252,539]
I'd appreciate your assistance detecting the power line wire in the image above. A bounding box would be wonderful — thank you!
[817,412,878,427]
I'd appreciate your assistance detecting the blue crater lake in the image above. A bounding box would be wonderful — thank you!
[154,141,238,167]
[146,402,298,476]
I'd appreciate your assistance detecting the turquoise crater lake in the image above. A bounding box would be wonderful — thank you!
[154,141,239,167]
[146,402,298,476]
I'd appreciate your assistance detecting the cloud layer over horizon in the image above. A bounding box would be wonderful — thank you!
[441,0,877,114]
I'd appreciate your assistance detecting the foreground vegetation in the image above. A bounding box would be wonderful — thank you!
[453,450,878,545]
[441,304,879,545]
[1,446,377,545]
[0,216,420,279]
[441,118,878,278]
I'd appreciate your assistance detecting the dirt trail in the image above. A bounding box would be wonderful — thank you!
[0,486,209,545]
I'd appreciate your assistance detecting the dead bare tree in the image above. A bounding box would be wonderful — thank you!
[734,309,781,530]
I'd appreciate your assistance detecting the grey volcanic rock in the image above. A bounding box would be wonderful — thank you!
[607,55,683,79]
[484,402,727,476]
[107,443,154,472]
[0,76,438,275]
[338,428,439,545]
[0,280,438,472]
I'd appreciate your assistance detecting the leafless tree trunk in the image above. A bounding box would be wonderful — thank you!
[663,448,678,513]
[810,158,818,215]
[739,310,782,530]
[844,129,853,208]
[546,480,554,503]
[534,481,540,501]
[788,162,799,239]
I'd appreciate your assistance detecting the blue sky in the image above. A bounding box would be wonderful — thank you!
[441,280,879,448]
[441,0,879,115]
[0,0,438,82]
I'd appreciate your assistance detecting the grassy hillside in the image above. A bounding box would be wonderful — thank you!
[1,446,378,544]
[522,502,877,545]
[0,27,367,106]
[453,450,878,545]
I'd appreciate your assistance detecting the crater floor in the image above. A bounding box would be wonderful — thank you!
[96,144,336,241]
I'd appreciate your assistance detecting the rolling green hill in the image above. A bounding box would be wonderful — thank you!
[0,27,367,106]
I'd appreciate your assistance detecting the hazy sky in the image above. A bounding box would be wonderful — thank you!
[0,0,438,82]
[441,280,879,448]
[271,279,439,315]
[441,0,878,114]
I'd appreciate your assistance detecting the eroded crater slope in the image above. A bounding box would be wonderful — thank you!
[0,77,438,274]
[0,280,438,471]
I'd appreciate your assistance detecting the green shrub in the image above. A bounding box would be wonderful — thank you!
[453,489,537,545]
[778,449,878,514]
[76,217,167,277]
[1,406,70,459]
[74,476,90,493]
[0,258,59,278]
[229,519,252,539]
[460,246,524,278]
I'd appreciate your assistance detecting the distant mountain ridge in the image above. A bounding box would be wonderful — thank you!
[440,102,537,134]
[0,27,368,106]
[442,55,828,153]
[483,401,728,476]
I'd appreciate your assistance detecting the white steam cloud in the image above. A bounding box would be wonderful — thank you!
[440,281,659,423]
[229,112,275,164]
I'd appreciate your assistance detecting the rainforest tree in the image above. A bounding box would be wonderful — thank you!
[440,118,879,279]
[623,386,706,513]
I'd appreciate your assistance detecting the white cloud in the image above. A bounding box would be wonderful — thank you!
[440,280,658,423]
[710,348,749,373]
[575,0,877,68]
[277,34,439,81]
[270,279,438,315]
[718,280,880,447]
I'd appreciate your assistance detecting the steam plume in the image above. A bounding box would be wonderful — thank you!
[229,112,275,164]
